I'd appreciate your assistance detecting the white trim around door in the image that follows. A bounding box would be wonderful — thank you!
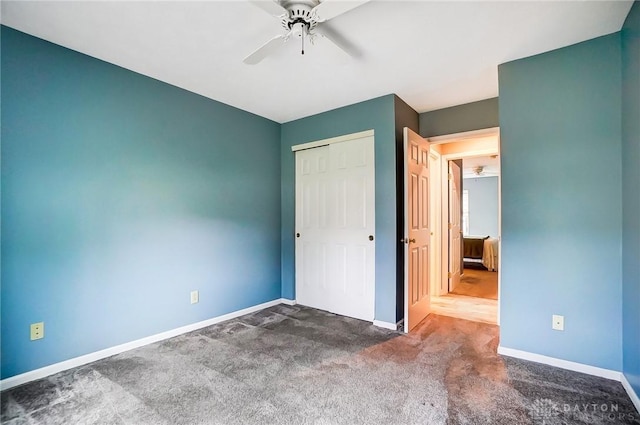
[291,129,375,152]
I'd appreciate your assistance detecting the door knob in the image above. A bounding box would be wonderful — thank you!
[296,233,300,238]
[409,238,416,243]
[369,235,374,241]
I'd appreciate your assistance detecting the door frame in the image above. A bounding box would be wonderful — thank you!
[429,127,502,325]
[429,148,443,297]
[291,129,374,152]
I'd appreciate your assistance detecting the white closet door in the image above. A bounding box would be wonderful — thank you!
[295,135,375,322]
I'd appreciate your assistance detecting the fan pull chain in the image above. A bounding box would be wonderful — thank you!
[301,28,305,55]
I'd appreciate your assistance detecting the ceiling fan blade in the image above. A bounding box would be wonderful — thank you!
[248,0,287,17]
[311,0,370,22]
[315,23,361,58]
[243,34,287,65]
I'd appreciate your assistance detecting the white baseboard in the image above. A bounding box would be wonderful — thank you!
[622,373,640,414]
[373,320,397,331]
[280,299,297,306]
[0,298,289,391]
[497,346,621,381]
[498,346,640,413]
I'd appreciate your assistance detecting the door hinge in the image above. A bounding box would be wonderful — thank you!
[448,173,453,180]
[448,272,452,278]
[448,223,452,229]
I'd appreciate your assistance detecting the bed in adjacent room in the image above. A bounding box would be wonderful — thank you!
[463,236,499,271]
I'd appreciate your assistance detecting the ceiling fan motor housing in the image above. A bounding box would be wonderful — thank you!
[280,1,319,32]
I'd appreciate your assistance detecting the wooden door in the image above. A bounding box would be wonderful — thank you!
[295,135,375,321]
[403,128,431,331]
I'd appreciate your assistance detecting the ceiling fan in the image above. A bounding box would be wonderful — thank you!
[244,0,370,64]
[472,166,486,176]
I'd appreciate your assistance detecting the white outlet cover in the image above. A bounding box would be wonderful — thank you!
[190,290,199,304]
[30,322,44,340]
[552,314,564,331]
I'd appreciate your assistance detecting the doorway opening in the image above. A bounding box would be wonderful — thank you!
[428,128,501,325]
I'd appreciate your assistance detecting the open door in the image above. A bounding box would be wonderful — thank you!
[448,160,462,292]
[403,128,431,332]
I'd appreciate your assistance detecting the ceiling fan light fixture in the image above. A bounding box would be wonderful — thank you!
[244,0,369,64]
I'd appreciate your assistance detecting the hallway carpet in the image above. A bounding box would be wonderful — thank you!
[451,268,499,300]
[2,304,638,424]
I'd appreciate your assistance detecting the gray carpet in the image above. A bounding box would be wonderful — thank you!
[1,304,638,424]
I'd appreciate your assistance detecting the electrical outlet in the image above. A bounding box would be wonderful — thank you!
[552,315,564,331]
[30,322,44,340]
[190,290,199,304]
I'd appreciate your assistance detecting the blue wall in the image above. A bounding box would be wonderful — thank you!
[1,27,282,379]
[463,176,499,238]
[622,0,640,397]
[419,98,499,138]
[498,34,623,370]
[280,96,397,323]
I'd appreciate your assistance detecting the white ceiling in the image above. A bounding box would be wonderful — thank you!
[1,0,633,123]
